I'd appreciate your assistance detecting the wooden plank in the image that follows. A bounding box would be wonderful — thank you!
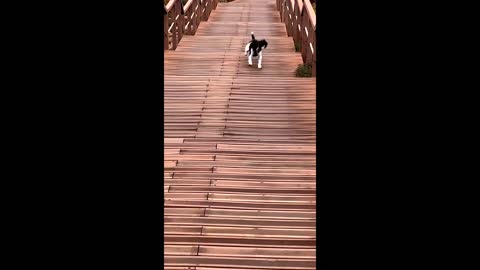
[164,235,316,248]
[164,255,316,269]
[198,246,315,258]
[164,161,177,168]
[164,217,315,228]
[205,208,316,220]
[201,226,316,238]
[165,138,185,144]
[164,245,199,256]
[164,207,206,216]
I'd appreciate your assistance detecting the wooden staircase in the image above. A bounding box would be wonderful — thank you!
[164,0,316,269]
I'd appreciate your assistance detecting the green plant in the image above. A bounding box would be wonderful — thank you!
[294,42,301,52]
[295,64,312,77]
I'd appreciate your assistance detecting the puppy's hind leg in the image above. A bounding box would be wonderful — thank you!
[258,51,263,69]
[248,49,253,66]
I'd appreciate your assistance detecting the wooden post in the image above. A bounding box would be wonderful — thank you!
[311,28,316,76]
[195,0,201,33]
[280,0,285,23]
[284,2,290,36]
[301,13,307,63]
[292,0,299,46]
[305,25,312,66]
[177,0,184,44]
[164,6,169,50]
[185,7,191,34]
[207,0,213,20]
[201,0,207,21]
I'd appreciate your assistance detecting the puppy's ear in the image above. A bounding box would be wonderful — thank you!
[260,40,268,49]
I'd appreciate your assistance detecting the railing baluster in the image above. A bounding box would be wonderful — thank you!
[164,6,169,50]
[306,25,312,65]
[301,14,307,63]
[201,0,207,21]
[164,0,216,50]
[277,0,316,76]
[312,28,316,76]
[292,1,299,45]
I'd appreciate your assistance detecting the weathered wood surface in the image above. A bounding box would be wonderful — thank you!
[277,0,316,75]
[164,0,316,269]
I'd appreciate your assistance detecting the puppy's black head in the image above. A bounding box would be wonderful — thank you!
[259,39,268,50]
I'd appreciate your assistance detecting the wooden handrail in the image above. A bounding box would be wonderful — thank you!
[164,0,218,50]
[184,0,194,11]
[277,0,316,76]
[297,0,303,11]
[165,0,176,12]
[303,0,316,30]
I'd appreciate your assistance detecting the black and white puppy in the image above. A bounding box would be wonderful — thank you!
[244,32,268,69]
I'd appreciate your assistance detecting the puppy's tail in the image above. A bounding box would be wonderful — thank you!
[251,32,255,40]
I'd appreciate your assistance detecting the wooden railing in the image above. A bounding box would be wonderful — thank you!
[277,0,316,76]
[164,0,218,50]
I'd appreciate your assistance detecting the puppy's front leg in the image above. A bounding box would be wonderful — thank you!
[248,49,253,66]
[258,51,263,69]
[244,43,250,56]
